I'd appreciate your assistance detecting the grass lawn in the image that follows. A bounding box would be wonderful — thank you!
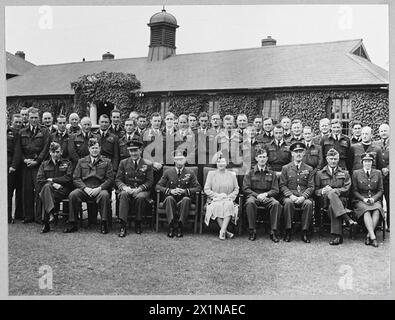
[8,220,390,297]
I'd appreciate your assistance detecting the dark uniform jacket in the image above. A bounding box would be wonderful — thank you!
[312,133,329,146]
[36,158,73,193]
[265,139,292,172]
[108,124,125,139]
[93,131,120,172]
[156,167,201,198]
[243,165,279,198]
[7,127,20,168]
[350,135,362,145]
[16,125,50,166]
[68,131,95,164]
[352,169,383,202]
[255,132,274,145]
[280,162,315,199]
[73,155,114,190]
[314,165,351,197]
[350,143,383,172]
[320,134,351,171]
[302,142,323,173]
[119,131,142,160]
[68,125,81,135]
[374,139,389,183]
[115,158,153,191]
[283,131,292,143]
[50,131,70,160]
[289,135,304,144]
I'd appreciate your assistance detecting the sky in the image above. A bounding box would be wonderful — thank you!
[5,4,389,69]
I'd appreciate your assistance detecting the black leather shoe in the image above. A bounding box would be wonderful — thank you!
[329,235,343,245]
[284,230,291,242]
[176,226,183,238]
[101,222,108,234]
[302,231,311,243]
[167,227,175,238]
[119,226,127,238]
[365,235,371,246]
[41,223,50,234]
[371,238,379,247]
[248,230,256,241]
[63,225,78,233]
[270,232,279,243]
[22,219,34,224]
[135,222,142,234]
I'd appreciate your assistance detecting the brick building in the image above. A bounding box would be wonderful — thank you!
[6,9,389,134]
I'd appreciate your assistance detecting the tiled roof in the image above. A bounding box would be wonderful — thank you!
[6,39,388,97]
[6,52,35,76]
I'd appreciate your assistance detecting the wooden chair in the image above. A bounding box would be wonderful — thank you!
[155,166,200,233]
[199,166,244,235]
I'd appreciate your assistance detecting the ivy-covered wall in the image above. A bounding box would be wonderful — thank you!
[7,88,388,135]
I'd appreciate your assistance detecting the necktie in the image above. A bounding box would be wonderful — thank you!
[128,135,131,141]
[367,171,370,178]
[134,161,138,170]
[177,170,181,178]
[297,164,300,171]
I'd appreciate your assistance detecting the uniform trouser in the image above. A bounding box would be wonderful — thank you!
[118,190,150,223]
[22,165,40,222]
[163,195,191,225]
[39,183,69,223]
[68,189,111,223]
[8,170,23,221]
[245,196,281,231]
[384,180,389,227]
[282,197,313,231]
[323,190,348,235]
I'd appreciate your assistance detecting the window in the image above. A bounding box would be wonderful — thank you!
[258,98,280,120]
[328,98,352,135]
[208,99,219,115]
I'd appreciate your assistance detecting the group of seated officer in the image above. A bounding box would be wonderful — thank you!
[7,108,389,246]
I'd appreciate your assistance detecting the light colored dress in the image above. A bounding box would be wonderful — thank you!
[204,169,239,226]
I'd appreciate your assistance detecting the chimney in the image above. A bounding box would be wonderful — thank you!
[102,51,115,60]
[15,51,26,60]
[261,36,277,47]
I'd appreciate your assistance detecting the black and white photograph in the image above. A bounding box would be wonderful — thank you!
[3,2,392,299]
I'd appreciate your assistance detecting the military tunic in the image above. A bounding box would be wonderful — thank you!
[350,143,383,172]
[68,131,95,166]
[243,165,281,231]
[156,167,201,224]
[36,158,73,223]
[374,138,389,226]
[50,131,70,160]
[302,142,323,174]
[279,162,314,231]
[352,169,384,219]
[115,157,153,222]
[265,139,292,174]
[16,125,50,222]
[320,134,352,172]
[69,155,114,223]
[315,166,351,235]
[93,131,120,172]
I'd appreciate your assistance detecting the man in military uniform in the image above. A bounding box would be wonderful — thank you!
[374,123,390,229]
[289,119,304,144]
[36,142,73,233]
[64,138,114,234]
[50,114,70,160]
[68,116,95,166]
[243,148,282,242]
[350,120,363,145]
[302,125,323,174]
[136,114,148,135]
[350,126,383,173]
[68,113,81,135]
[280,142,314,243]
[8,114,23,223]
[108,109,125,138]
[116,140,153,237]
[119,118,141,161]
[42,111,57,134]
[93,114,120,173]
[256,117,274,144]
[156,150,201,238]
[280,116,292,143]
[16,107,50,223]
[315,148,356,245]
[20,107,29,128]
[266,124,292,177]
[253,115,263,137]
[312,118,331,145]
[320,119,351,172]
[188,113,198,132]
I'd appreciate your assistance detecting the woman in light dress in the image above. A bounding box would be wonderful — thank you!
[204,156,239,240]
